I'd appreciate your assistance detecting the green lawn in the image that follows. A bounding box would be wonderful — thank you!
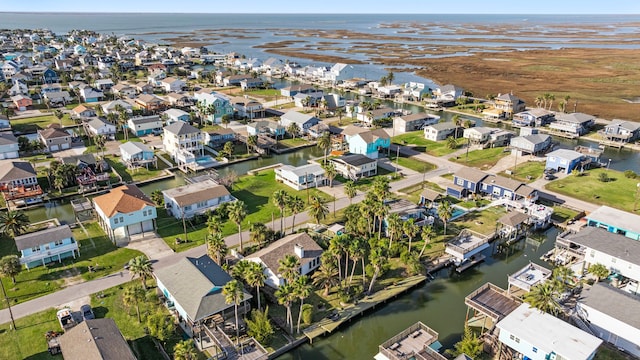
[392,131,459,156]
[334,167,394,190]
[106,156,168,183]
[398,181,445,203]
[499,161,546,183]
[0,308,59,360]
[451,206,507,236]
[551,206,581,224]
[545,168,640,212]
[0,223,142,309]
[277,137,312,149]
[10,114,75,133]
[449,147,509,170]
[387,154,436,173]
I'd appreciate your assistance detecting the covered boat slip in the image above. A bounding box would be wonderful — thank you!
[464,283,521,333]
[375,321,445,360]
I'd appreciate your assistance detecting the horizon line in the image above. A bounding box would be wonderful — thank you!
[0,11,638,15]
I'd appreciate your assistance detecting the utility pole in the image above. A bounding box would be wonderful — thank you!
[0,279,16,330]
[396,146,400,173]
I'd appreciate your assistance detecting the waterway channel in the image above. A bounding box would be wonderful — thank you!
[278,227,558,360]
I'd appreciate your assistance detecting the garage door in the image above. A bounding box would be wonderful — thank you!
[61,143,70,149]
[142,220,154,232]
[50,144,59,151]
[127,222,143,236]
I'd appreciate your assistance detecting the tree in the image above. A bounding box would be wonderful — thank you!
[344,181,357,204]
[317,131,331,163]
[247,135,258,154]
[206,233,228,265]
[249,222,272,246]
[285,195,305,234]
[347,236,367,287]
[246,307,274,344]
[287,123,299,139]
[323,162,337,188]
[524,282,561,316]
[278,254,300,285]
[308,195,329,224]
[150,190,164,206]
[228,201,247,253]
[223,279,245,345]
[437,201,453,235]
[0,255,21,284]
[372,176,390,203]
[329,235,348,283]
[446,326,483,358]
[222,141,234,159]
[294,275,312,334]
[386,71,394,85]
[312,262,339,296]
[367,241,388,294]
[588,263,609,282]
[386,213,402,251]
[335,108,344,126]
[275,283,296,334]
[0,211,29,238]
[206,214,222,235]
[147,312,174,346]
[94,134,107,159]
[272,189,289,233]
[403,218,419,253]
[173,339,198,360]
[53,109,64,126]
[245,261,266,310]
[122,284,146,323]
[221,114,231,128]
[128,255,153,290]
[418,226,435,258]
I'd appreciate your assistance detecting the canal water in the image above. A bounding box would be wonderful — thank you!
[278,227,558,360]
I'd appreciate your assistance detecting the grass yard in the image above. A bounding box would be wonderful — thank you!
[0,223,142,309]
[106,156,168,183]
[10,113,75,133]
[387,154,436,173]
[334,167,393,190]
[276,137,312,149]
[451,206,507,236]
[545,168,640,212]
[0,308,60,360]
[398,181,445,203]
[392,131,459,156]
[449,147,509,170]
[499,161,546,183]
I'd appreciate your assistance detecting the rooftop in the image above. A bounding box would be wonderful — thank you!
[587,205,640,238]
[163,180,232,207]
[453,167,488,184]
[560,226,640,267]
[59,318,136,360]
[465,283,521,322]
[278,163,325,177]
[507,262,552,293]
[164,121,201,135]
[246,233,323,277]
[333,153,376,167]
[579,282,640,329]
[93,185,155,217]
[14,225,73,251]
[547,149,583,161]
[0,161,36,182]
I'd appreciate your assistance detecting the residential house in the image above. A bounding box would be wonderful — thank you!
[41,83,63,94]
[260,57,284,75]
[0,115,9,131]
[357,107,401,125]
[14,225,79,269]
[135,94,167,112]
[393,112,440,134]
[155,255,252,336]
[0,133,19,159]
[94,78,114,92]
[231,96,263,120]
[127,115,162,136]
[162,180,236,219]
[246,233,323,288]
[424,123,459,141]
[111,83,137,98]
[447,167,489,199]
[426,84,463,108]
[489,129,515,147]
[162,121,204,165]
[222,74,254,87]
[577,283,640,356]
[509,128,552,155]
[402,81,430,101]
[8,81,28,96]
[134,82,154,95]
[205,128,236,147]
[165,93,194,107]
[481,175,537,202]
[463,126,495,144]
[549,113,595,136]
[600,119,640,143]
[293,91,324,108]
[376,85,403,98]
[193,91,234,123]
[42,68,58,84]
[586,205,640,240]
[85,118,117,140]
[44,91,73,106]
[512,108,555,127]
[545,149,584,174]
[280,111,320,135]
[160,77,185,93]
[101,99,133,114]
[71,104,96,119]
[275,163,326,190]
[147,70,166,86]
[162,108,190,124]
[331,154,377,180]
[322,93,346,113]
[11,94,32,111]
[246,120,285,138]
[38,126,72,152]
[0,160,43,205]
[59,318,136,360]
[306,123,332,139]
[79,86,104,103]
[239,77,264,91]
[120,141,155,168]
[323,62,355,83]
[496,304,601,360]
[347,128,390,159]
[280,84,315,97]
[93,184,157,244]
[493,93,526,117]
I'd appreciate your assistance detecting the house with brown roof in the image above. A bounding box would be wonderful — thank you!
[38,125,72,152]
[135,94,167,112]
[58,318,136,360]
[246,233,323,288]
[0,160,43,204]
[162,180,235,219]
[71,104,96,119]
[93,185,157,244]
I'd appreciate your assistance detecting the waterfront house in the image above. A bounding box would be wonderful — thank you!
[393,112,440,134]
[347,128,390,159]
[488,129,515,147]
[246,233,323,288]
[280,84,315,97]
[162,180,235,219]
[357,107,401,125]
[509,128,552,155]
[60,154,110,188]
[293,91,324,108]
[93,184,157,244]
[71,104,96,118]
[162,108,190,124]
[38,126,72,152]
[160,77,185,93]
[111,83,137,98]
[402,81,431,101]
[193,91,235,123]
[205,128,236,147]
[128,115,162,136]
[493,93,526,117]
[462,126,494,144]
[375,322,445,360]
[135,93,167,112]
[306,123,331,139]
[331,153,377,180]
[59,318,136,360]
[79,86,104,103]
[280,111,320,135]
[155,255,252,337]
[0,160,43,206]
[120,141,155,168]
[481,175,537,202]
[0,133,19,159]
[512,108,555,127]
[447,167,489,199]
[231,96,264,120]
[323,62,356,83]
[586,205,640,240]
[576,283,640,356]
[496,303,601,360]
[222,74,255,87]
[85,118,116,140]
[14,225,78,269]
[424,123,459,141]
[545,149,584,174]
[163,121,204,165]
[275,163,326,190]
[101,99,133,114]
[599,119,640,143]
[239,77,264,91]
[549,112,595,136]
[246,120,285,138]
[11,94,32,111]
[419,188,443,207]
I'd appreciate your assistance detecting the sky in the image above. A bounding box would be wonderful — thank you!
[3,0,640,14]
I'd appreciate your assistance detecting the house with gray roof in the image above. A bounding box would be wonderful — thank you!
[275,163,326,190]
[162,180,235,219]
[85,118,116,139]
[280,111,320,135]
[509,129,552,155]
[549,112,595,136]
[246,233,323,288]
[330,153,377,180]
[393,112,440,134]
[586,205,640,241]
[120,141,155,168]
[59,318,136,360]
[127,115,162,136]
[155,255,252,330]
[424,122,459,141]
[600,119,640,143]
[38,126,72,152]
[14,224,78,269]
[545,149,584,174]
[0,132,19,160]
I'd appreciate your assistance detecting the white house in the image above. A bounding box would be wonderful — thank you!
[323,63,355,83]
[424,123,458,141]
[101,99,133,114]
[85,118,117,139]
[246,233,323,288]
[331,154,377,180]
[279,111,320,135]
[162,121,204,165]
[162,180,236,219]
[162,108,191,124]
[14,225,79,269]
[160,77,186,93]
[0,133,19,160]
[393,113,440,134]
[275,163,326,190]
[128,115,163,136]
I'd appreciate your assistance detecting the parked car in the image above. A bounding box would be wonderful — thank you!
[80,304,95,320]
[56,308,76,330]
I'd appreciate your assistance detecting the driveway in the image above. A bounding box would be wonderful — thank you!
[126,233,175,262]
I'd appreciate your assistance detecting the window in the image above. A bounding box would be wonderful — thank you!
[114,217,119,224]
[119,217,124,223]
[31,246,41,252]
[54,240,64,246]
[184,205,192,211]
[533,347,538,353]
[197,201,207,208]
[455,178,464,186]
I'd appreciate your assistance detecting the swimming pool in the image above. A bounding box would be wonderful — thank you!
[195,155,216,165]
[450,207,468,220]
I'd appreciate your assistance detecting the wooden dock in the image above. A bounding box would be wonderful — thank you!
[456,254,486,273]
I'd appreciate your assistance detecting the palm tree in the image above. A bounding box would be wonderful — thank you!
[588,263,609,282]
[524,282,561,316]
[446,326,483,358]
[272,189,289,234]
[347,237,367,287]
[0,211,29,237]
[312,262,339,296]
[285,195,305,234]
[294,275,312,334]
[329,235,348,282]
[249,222,271,246]
[223,279,245,345]
[206,233,228,265]
[275,283,295,334]
[437,201,453,235]
[221,114,231,128]
[247,135,258,154]
[0,255,21,284]
[335,108,344,126]
[228,201,247,253]
[94,135,107,158]
[373,201,389,238]
[386,213,402,250]
[128,255,153,290]
[403,218,419,253]
[206,214,222,235]
[308,195,329,224]
[371,177,390,203]
[317,131,331,163]
[386,71,394,85]
[344,181,357,204]
[173,339,198,360]
[278,254,300,285]
[323,162,337,188]
[367,242,388,295]
[122,284,146,323]
[245,262,266,310]
[53,109,64,126]
[287,123,299,139]
[452,115,462,139]
[118,108,129,141]
[418,226,435,258]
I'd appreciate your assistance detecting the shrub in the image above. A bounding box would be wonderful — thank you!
[598,172,610,182]
[301,304,313,325]
[624,170,637,179]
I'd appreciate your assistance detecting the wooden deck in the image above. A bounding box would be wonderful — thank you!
[377,322,445,360]
[465,283,521,321]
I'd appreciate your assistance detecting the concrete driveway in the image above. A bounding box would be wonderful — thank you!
[126,233,175,261]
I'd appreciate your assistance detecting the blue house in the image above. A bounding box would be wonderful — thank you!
[448,167,489,199]
[42,68,59,84]
[586,205,640,241]
[205,128,236,146]
[545,149,584,174]
[120,141,155,168]
[14,225,79,269]
[247,120,285,138]
[480,175,537,201]
[127,115,163,136]
[346,128,390,159]
[162,108,191,124]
